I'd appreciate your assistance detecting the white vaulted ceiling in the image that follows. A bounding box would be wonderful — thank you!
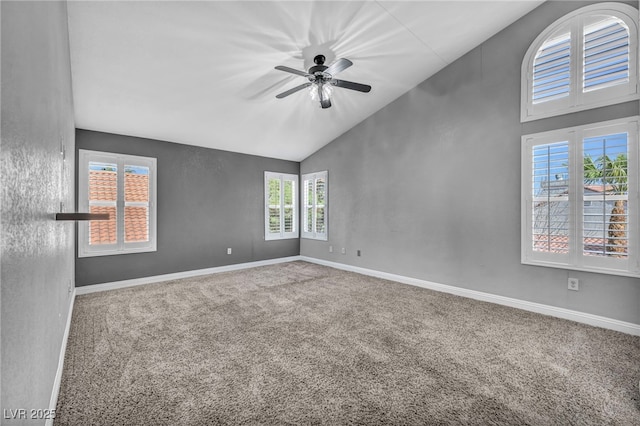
[67,1,544,161]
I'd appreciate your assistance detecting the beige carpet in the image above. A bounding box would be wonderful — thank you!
[55,261,640,425]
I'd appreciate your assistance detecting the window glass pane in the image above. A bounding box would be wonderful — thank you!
[583,17,629,92]
[125,206,149,243]
[283,180,294,206]
[305,180,313,206]
[532,142,570,254]
[89,206,116,245]
[533,31,571,104]
[268,178,280,206]
[582,133,628,258]
[125,165,149,202]
[89,162,117,201]
[316,178,325,205]
[305,207,313,233]
[316,207,325,233]
[283,207,294,233]
[269,208,280,233]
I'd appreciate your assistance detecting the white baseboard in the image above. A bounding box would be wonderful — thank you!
[75,256,303,295]
[47,287,76,426]
[300,256,640,336]
[72,254,640,336]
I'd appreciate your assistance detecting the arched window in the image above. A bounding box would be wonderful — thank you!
[521,3,638,122]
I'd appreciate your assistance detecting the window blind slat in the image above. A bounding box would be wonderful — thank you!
[534,86,571,102]
[584,62,629,80]
[534,77,571,92]
[537,37,570,58]
[584,44,629,66]
[534,62,571,81]
[584,69,629,90]
[584,28,627,49]
[534,51,570,70]
[584,21,623,41]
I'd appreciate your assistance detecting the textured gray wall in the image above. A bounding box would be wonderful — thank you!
[75,130,299,286]
[301,1,640,324]
[1,1,76,423]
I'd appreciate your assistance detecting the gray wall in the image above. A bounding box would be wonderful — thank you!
[301,0,640,324]
[75,130,299,286]
[1,1,76,423]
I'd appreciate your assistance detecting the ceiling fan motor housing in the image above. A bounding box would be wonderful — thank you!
[309,54,329,77]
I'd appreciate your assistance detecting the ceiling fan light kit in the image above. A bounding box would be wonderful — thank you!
[275,54,371,109]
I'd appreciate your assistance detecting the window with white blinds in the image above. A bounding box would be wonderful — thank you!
[583,17,630,92]
[78,150,157,257]
[302,171,328,240]
[582,132,629,259]
[531,141,571,256]
[264,171,298,240]
[522,3,638,121]
[522,117,639,277]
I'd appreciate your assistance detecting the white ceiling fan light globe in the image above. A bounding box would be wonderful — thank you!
[308,82,333,102]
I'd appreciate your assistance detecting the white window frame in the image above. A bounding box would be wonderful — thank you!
[302,171,328,241]
[78,149,157,257]
[264,171,299,240]
[521,2,639,122]
[521,116,639,277]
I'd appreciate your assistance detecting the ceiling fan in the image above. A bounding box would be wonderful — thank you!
[274,55,371,109]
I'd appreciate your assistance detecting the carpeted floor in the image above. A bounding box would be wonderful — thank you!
[55,261,640,425]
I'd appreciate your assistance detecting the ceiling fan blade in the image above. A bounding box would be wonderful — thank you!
[332,79,371,93]
[274,65,310,78]
[324,58,353,76]
[275,83,312,99]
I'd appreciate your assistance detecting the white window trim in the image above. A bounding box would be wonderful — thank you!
[264,171,299,240]
[302,171,328,241]
[521,116,640,277]
[521,2,639,122]
[78,149,157,258]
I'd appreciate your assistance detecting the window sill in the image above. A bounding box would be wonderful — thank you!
[521,92,640,123]
[78,247,157,258]
[521,259,639,279]
[301,235,328,241]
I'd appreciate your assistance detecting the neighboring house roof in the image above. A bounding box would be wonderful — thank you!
[533,235,627,256]
[88,170,149,245]
[533,182,628,255]
[584,184,615,193]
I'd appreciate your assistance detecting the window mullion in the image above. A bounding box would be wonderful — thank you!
[280,177,285,238]
[117,156,125,252]
[570,130,581,267]
[572,17,581,108]
[629,121,640,274]
[312,177,317,236]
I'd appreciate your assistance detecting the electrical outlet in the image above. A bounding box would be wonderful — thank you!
[568,278,579,291]
[357,250,361,256]
[227,248,232,255]
[341,248,346,255]
[329,246,333,253]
